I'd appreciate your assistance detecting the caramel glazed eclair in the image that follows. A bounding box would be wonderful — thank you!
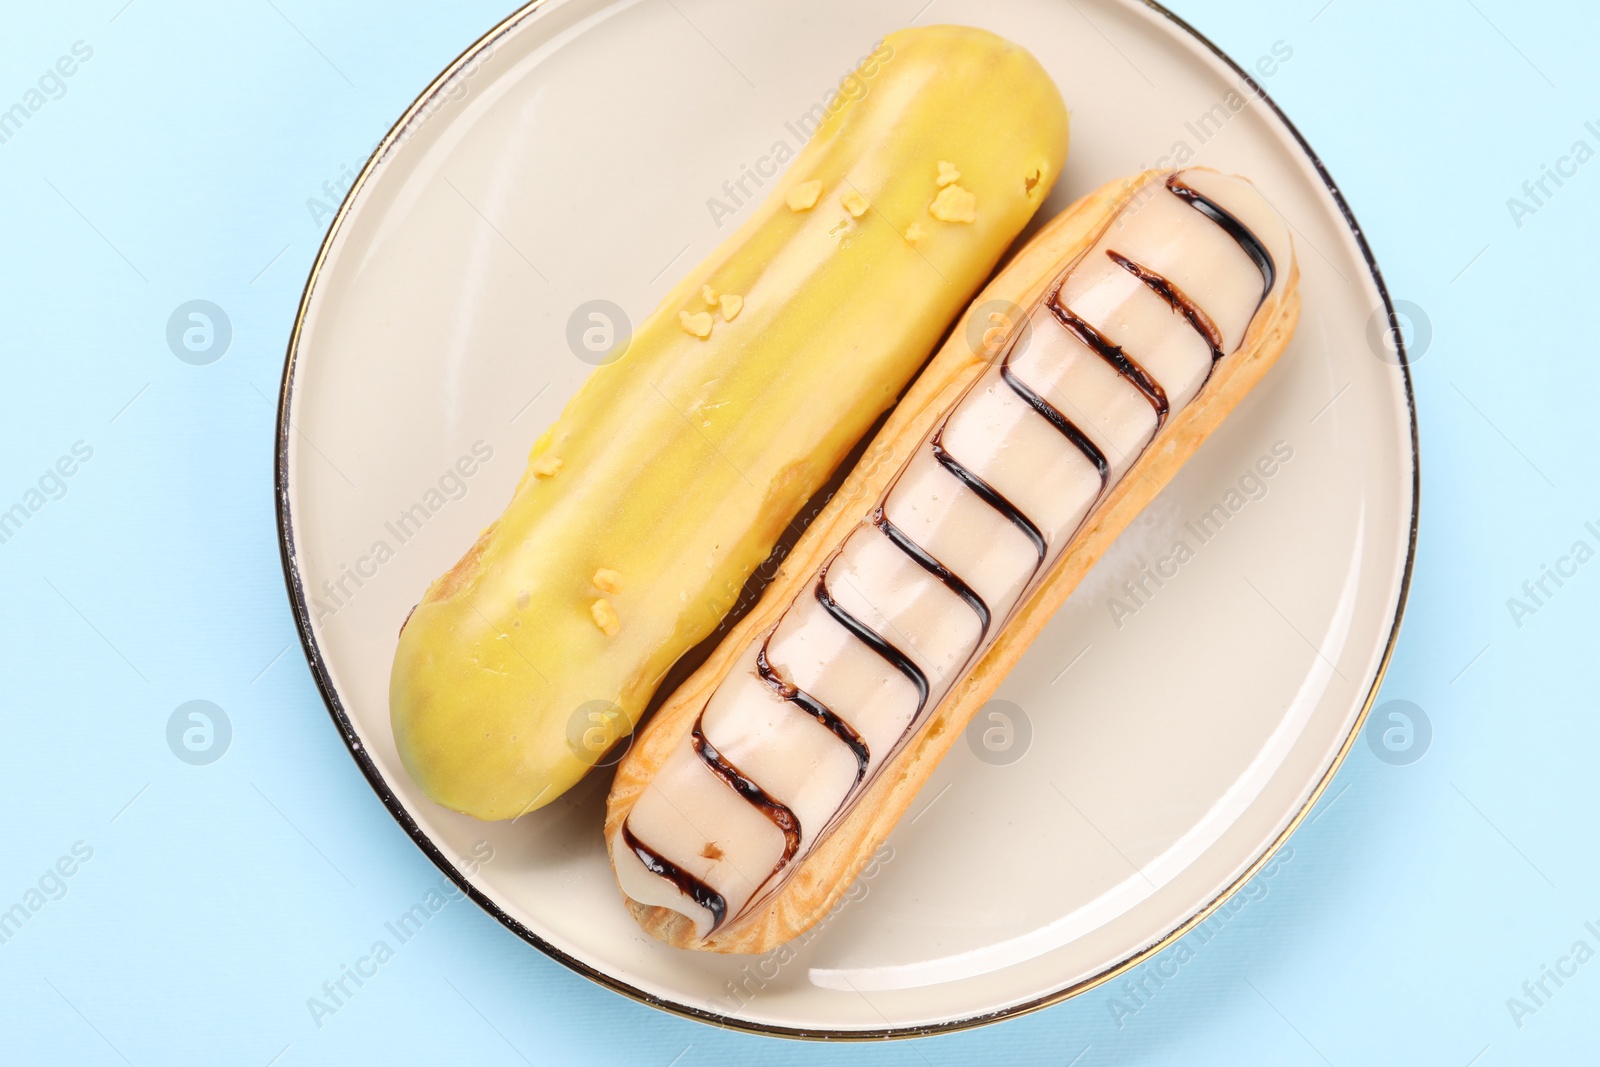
[606,167,1300,953]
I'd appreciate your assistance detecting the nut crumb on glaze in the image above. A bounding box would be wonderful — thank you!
[678,310,713,338]
[719,294,743,321]
[785,180,823,211]
[593,568,624,594]
[840,190,870,218]
[936,160,961,187]
[701,284,718,306]
[590,599,620,636]
[905,222,927,246]
[531,454,562,478]
[929,183,977,223]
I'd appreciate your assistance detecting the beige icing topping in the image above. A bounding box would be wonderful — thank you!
[615,169,1293,939]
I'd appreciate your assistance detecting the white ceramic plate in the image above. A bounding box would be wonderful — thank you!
[276,0,1416,1037]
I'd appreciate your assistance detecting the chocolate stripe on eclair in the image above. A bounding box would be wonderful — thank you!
[930,432,1048,562]
[999,345,1113,484]
[1165,173,1277,304]
[815,564,931,719]
[754,643,871,788]
[873,508,992,643]
[691,715,802,872]
[1046,299,1171,430]
[1105,249,1225,361]
[621,824,728,933]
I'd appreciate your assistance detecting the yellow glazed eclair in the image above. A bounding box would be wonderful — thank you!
[390,25,1069,820]
[605,167,1301,953]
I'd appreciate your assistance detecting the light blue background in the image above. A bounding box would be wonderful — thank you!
[1,0,1593,1063]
